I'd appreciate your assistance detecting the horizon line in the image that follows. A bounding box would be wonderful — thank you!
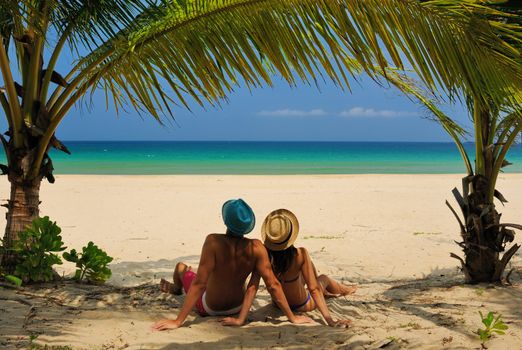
[59,140,463,143]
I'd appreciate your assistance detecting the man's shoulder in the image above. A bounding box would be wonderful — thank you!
[204,234,261,246]
[201,233,217,244]
[249,238,263,247]
[249,239,268,257]
[205,233,221,240]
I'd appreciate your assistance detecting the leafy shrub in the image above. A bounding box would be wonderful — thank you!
[63,242,113,283]
[12,216,66,282]
[476,311,508,344]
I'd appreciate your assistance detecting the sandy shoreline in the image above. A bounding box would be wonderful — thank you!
[1,174,521,349]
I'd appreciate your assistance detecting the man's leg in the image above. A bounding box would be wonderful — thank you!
[160,262,190,295]
[160,262,207,315]
[317,274,357,298]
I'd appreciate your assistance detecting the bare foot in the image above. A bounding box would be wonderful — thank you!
[339,284,357,296]
[324,290,341,298]
[160,278,182,295]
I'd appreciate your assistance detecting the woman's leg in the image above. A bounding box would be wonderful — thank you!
[317,274,357,298]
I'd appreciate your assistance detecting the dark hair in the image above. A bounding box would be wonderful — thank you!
[267,245,297,277]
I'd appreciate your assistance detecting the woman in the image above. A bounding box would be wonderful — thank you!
[221,209,355,327]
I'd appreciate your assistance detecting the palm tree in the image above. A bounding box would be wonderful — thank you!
[0,0,521,271]
[390,73,521,283]
[385,1,522,283]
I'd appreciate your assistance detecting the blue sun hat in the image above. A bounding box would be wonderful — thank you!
[222,199,255,236]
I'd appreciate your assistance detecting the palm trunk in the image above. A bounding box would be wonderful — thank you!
[463,200,501,283]
[462,201,519,283]
[450,175,520,283]
[1,175,42,273]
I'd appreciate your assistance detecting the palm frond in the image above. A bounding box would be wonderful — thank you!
[48,0,156,52]
[51,0,522,123]
[496,110,522,148]
[384,69,474,175]
[0,3,15,53]
[423,0,522,52]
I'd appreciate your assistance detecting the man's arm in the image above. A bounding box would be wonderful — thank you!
[220,271,261,326]
[152,235,216,331]
[253,241,311,324]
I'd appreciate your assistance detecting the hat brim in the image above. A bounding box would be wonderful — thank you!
[261,209,299,251]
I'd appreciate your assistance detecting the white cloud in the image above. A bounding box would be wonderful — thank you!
[257,108,328,117]
[257,107,418,119]
[339,107,418,118]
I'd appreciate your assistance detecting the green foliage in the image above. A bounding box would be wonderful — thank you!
[27,334,75,350]
[0,244,22,287]
[4,273,22,287]
[29,334,38,347]
[413,231,442,236]
[63,242,113,283]
[399,322,421,330]
[7,216,111,284]
[476,311,508,344]
[0,265,23,287]
[475,287,486,296]
[12,216,66,283]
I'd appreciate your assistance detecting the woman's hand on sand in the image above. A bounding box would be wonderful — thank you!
[151,319,182,331]
[220,317,245,327]
[290,315,315,324]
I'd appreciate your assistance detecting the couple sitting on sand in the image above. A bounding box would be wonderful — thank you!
[152,199,355,331]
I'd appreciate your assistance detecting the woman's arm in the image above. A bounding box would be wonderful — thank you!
[253,240,312,324]
[300,248,350,327]
[152,236,216,331]
[221,271,261,326]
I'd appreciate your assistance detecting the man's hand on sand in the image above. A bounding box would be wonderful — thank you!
[151,319,182,331]
[220,317,245,327]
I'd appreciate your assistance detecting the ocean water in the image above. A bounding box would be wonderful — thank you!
[7,141,522,174]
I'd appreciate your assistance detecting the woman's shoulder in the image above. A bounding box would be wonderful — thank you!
[295,247,310,263]
[296,246,309,255]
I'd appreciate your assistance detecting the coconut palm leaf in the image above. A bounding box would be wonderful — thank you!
[0,4,14,53]
[384,70,474,175]
[422,0,522,48]
[46,0,522,129]
[49,0,156,51]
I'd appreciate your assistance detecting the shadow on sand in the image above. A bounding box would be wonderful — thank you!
[1,260,521,349]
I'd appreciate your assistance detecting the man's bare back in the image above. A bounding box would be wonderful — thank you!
[203,234,256,310]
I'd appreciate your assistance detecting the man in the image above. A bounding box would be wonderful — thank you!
[152,199,311,330]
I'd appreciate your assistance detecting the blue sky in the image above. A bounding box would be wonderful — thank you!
[54,73,471,142]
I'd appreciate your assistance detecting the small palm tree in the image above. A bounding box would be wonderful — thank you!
[393,75,521,283]
[387,1,522,283]
[0,0,521,271]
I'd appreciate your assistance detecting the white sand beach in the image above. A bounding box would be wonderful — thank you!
[1,174,521,349]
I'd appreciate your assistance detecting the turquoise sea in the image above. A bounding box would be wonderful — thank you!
[11,141,522,174]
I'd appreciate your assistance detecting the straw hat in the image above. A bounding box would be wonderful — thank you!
[261,209,299,251]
